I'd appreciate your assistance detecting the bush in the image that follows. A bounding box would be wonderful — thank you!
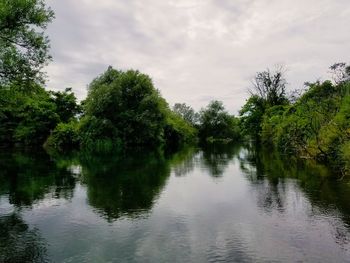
[45,122,79,150]
[164,111,197,148]
[78,116,121,151]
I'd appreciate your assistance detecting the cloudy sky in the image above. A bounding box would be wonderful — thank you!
[45,0,350,113]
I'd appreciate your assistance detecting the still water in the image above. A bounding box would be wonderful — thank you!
[0,144,350,262]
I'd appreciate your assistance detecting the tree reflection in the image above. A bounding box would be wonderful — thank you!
[239,143,350,244]
[169,147,198,177]
[238,145,287,213]
[78,147,195,222]
[0,213,48,263]
[0,149,77,207]
[200,143,241,177]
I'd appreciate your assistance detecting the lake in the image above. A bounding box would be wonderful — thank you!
[0,144,350,262]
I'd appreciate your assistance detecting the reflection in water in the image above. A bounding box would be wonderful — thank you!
[0,213,48,263]
[0,150,76,207]
[200,143,241,177]
[80,151,171,221]
[170,147,198,177]
[239,143,350,245]
[0,144,350,262]
[78,147,197,221]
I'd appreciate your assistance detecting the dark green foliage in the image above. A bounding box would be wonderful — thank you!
[0,0,62,147]
[49,87,81,123]
[198,100,240,142]
[45,121,80,150]
[78,116,121,152]
[0,0,54,86]
[0,87,59,145]
[83,67,168,147]
[14,92,59,144]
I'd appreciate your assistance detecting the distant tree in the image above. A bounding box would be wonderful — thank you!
[173,103,199,126]
[199,100,240,142]
[0,0,54,86]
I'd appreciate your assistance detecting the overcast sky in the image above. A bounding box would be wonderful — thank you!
[45,0,350,113]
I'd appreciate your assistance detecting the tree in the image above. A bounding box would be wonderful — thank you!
[0,0,54,86]
[13,89,59,145]
[0,86,60,145]
[250,66,289,107]
[239,95,265,139]
[198,100,240,142]
[83,67,168,147]
[173,103,199,126]
[240,66,289,139]
[50,88,81,123]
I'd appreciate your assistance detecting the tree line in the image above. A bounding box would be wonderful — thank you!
[1,0,350,175]
[240,63,350,176]
[0,0,241,152]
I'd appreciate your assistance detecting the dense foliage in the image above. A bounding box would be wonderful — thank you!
[240,67,289,139]
[82,67,168,147]
[198,100,241,143]
[46,67,198,151]
[240,64,350,175]
[0,0,54,86]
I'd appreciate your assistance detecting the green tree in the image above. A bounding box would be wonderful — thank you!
[13,88,59,145]
[0,86,60,145]
[239,95,265,139]
[250,66,289,107]
[240,67,289,139]
[0,0,54,86]
[173,103,199,126]
[50,87,81,123]
[198,100,240,142]
[83,66,168,147]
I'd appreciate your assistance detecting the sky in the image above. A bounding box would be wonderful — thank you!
[45,0,350,114]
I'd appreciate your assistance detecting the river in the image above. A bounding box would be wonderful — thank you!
[0,144,349,262]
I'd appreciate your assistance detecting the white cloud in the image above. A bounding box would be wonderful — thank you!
[45,0,350,113]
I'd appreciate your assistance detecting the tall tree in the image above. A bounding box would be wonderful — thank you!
[250,66,288,107]
[0,0,54,87]
[240,66,289,139]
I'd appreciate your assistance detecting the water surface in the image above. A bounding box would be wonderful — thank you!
[0,144,350,262]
